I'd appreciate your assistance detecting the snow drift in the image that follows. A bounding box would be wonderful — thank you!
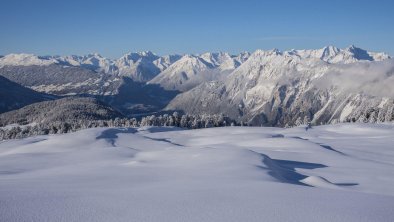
[1,123,394,221]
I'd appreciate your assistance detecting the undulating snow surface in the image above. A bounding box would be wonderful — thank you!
[1,124,394,221]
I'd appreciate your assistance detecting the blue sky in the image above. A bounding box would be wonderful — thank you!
[0,0,393,58]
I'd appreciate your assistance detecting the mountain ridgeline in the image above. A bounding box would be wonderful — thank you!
[0,45,393,129]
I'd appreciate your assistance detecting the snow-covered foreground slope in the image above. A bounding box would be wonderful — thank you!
[1,124,394,221]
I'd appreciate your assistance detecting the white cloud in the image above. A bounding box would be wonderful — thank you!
[314,59,394,97]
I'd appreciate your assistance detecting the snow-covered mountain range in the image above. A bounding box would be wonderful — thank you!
[0,51,251,85]
[167,46,393,126]
[0,45,393,126]
[0,45,388,86]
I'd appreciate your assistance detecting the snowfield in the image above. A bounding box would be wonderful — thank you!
[1,124,394,222]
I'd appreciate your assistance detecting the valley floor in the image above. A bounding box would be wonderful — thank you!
[1,123,394,221]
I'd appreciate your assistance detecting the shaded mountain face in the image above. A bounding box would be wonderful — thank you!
[99,77,179,116]
[0,75,55,114]
[0,97,124,126]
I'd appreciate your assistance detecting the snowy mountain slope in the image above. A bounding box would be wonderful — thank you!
[148,52,250,91]
[166,46,393,126]
[1,124,394,221]
[148,54,218,91]
[200,52,240,71]
[0,53,58,67]
[153,54,182,71]
[113,51,161,82]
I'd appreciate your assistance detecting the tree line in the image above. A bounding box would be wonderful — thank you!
[0,113,236,140]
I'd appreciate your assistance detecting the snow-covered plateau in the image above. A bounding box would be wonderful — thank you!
[1,123,394,221]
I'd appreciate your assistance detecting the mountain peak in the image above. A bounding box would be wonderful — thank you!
[252,49,282,57]
[120,51,159,63]
[322,45,340,52]
[86,52,103,57]
[320,45,341,59]
[138,51,157,57]
[346,44,357,50]
[344,45,373,61]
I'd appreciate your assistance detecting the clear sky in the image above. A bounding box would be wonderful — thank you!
[0,0,393,58]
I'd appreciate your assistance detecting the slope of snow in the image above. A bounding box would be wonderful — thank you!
[200,52,239,71]
[153,54,182,71]
[148,52,249,91]
[148,54,217,91]
[112,51,161,81]
[1,123,394,221]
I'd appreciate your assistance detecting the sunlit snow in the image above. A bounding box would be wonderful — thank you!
[1,123,394,221]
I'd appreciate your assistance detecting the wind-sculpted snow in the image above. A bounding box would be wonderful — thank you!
[1,124,394,221]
